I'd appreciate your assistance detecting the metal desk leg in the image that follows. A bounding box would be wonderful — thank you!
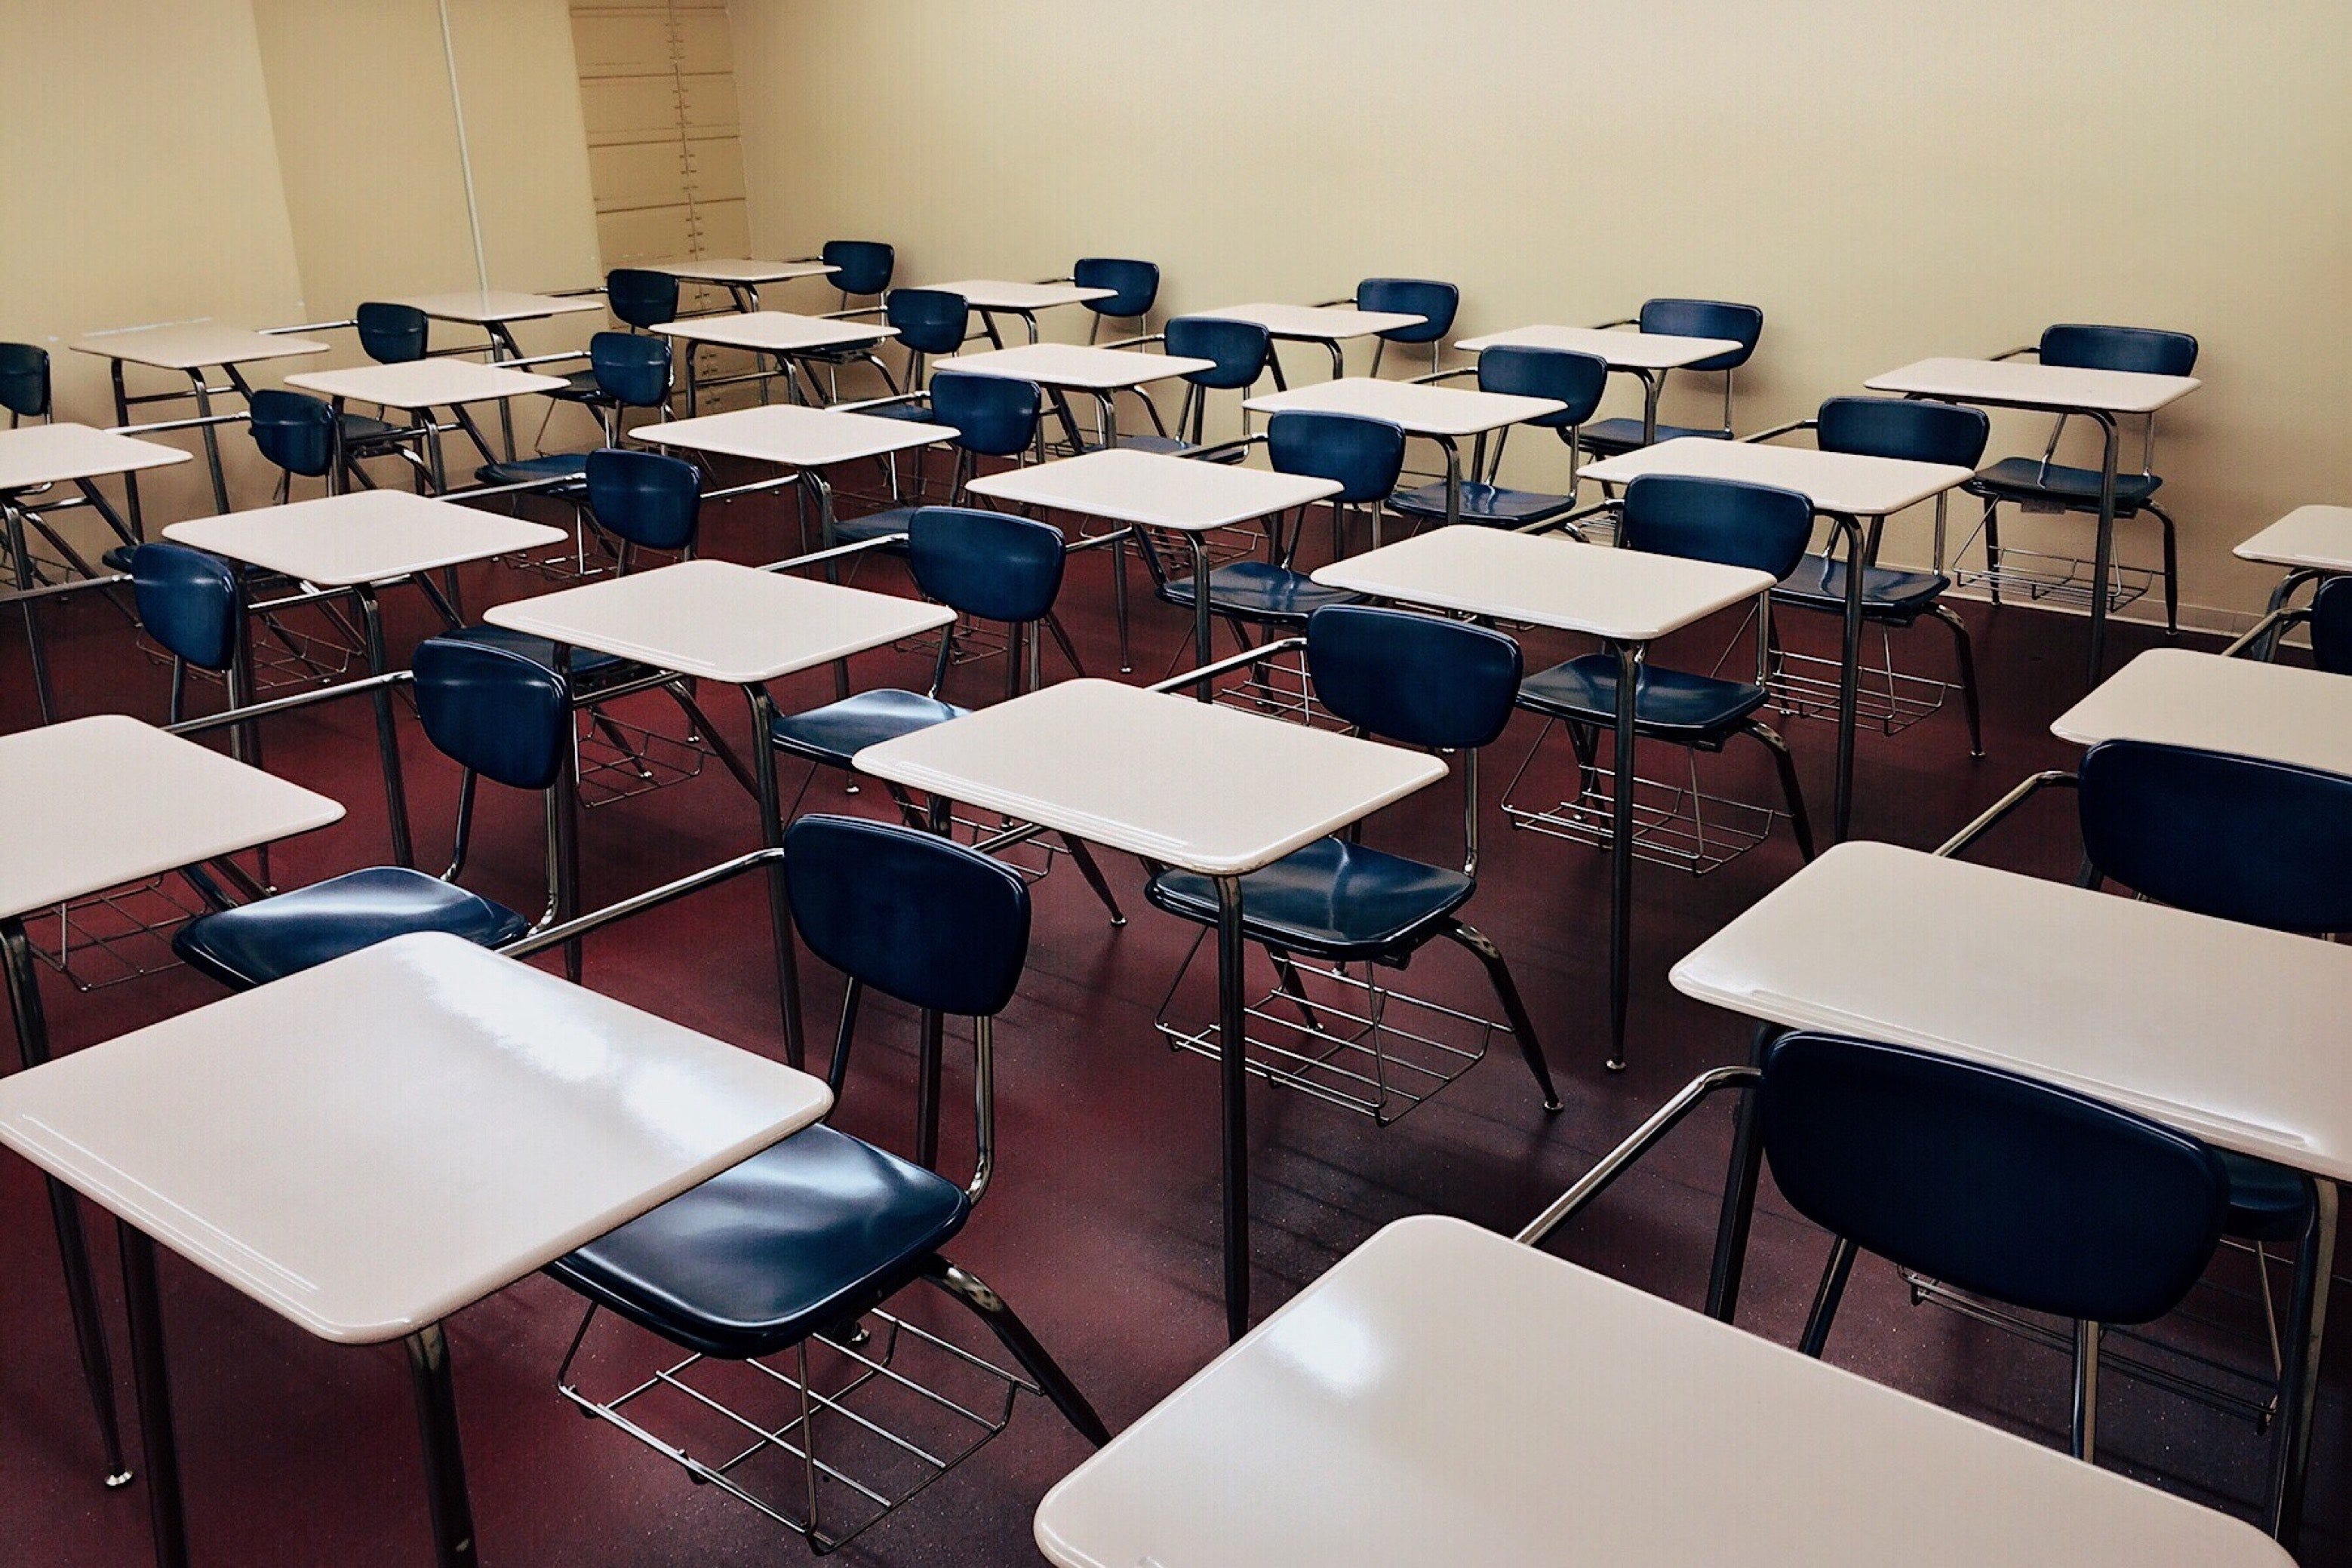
[1606,641,1641,1071]
[111,359,146,539]
[742,684,807,1068]
[1321,339,1343,382]
[1189,536,1214,702]
[2268,1176,2337,1544]
[807,471,853,703]
[486,323,523,461]
[118,1225,187,1568]
[1215,873,1250,1342]
[406,1324,481,1568]
[1830,512,1879,842]
[186,370,232,515]
[1439,436,1461,533]
[354,588,416,867]
[2084,411,2120,685]
[5,500,57,725]
[1705,1019,1782,1322]
[3,919,133,1490]
[1639,370,1664,447]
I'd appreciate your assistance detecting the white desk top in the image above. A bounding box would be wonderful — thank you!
[1454,323,1742,370]
[966,448,1339,532]
[633,403,958,468]
[653,311,896,353]
[2050,647,2352,776]
[0,715,343,919]
[1582,436,1973,518]
[1673,841,2352,1183]
[392,291,603,325]
[481,558,955,685]
[0,422,192,492]
[647,257,838,285]
[2235,504,2352,574]
[923,278,1115,312]
[1195,302,1425,343]
[165,490,564,588]
[70,322,333,371]
[1866,357,2200,417]
[936,343,1214,391]
[1036,1215,2288,1568]
[1313,526,1773,643]
[855,678,1444,878]
[284,358,568,410]
[0,932,831,1345]
[1246,376,1564,438]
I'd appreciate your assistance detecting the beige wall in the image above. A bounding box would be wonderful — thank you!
[730,0,2352,628]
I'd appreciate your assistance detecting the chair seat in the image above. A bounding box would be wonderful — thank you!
[438,623,627,679]
[1146,836,1474,961]
[1161,560,1361,624]
[546,1124,969,1360]
[338,411,412,445]
[1112,432,1194,457]
[1772,555,1951,619]
[832,506,916,546]
[1579,417,1732,458]
[2221,1148,2308,1244]
[770,688,967,768]
[173,866,530,990]
[1518,653,1767,741]
[1389,479,1576,527]
[475,453,589,490]
[1965,457,2163,509]
[541,369,609,404]
[861,401,941,426]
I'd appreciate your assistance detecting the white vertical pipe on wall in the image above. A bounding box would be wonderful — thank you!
[435,0,490,291]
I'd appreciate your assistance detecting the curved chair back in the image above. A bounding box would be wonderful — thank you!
[2040,324,2197,378]
[929,370,1040,458]
[886,288,970,358]
[247,389,337,478]
[412,637,572,792]
[1816,395,1989,469]
[0,342,51,420]
[2310,576,2352,677]
[1357,278,1458,345]
[1621,473,1812,580]
[589,331,672,408]
[1478,345,1608,429]
[131,543,241,672]
[909,506,1065,626]
[786,813,1031,1017]
[1306,604,1521,751]
[1074,257,1160,320]
[1760,1032,2227,1324]
[355,303,430,365]
[1639,298,1763,373]
[586,447,699,553]
[822,238,895,298]
[1165,316,1273,391]
[2077,739,2352,933]
[1266,410,1407,504]
[605,268,680,330]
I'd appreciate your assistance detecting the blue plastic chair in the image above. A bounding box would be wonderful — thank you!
[1074,257,1161,342]
[835,370,1042,544]
[1117,316,1276,457]
[484,331,673,488]
[130,543,242,722]
[866,288,970,413]
[822,238,895,306]
[604,268,681,331]
[1579,298,1765,458]
[0,342,51,425]
[355,302,430,364]
[1390,346,1610,528]
[2310,576,2352,675]
[246,389,351,500]
[1354,278,1459,376]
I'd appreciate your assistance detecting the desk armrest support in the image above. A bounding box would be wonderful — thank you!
[1517,1065,1760,1247]
[1935,770,2080,859]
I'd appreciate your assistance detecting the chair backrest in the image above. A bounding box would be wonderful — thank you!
[1639,298,1763,373]
[908,506,1065,626]
[1357,278,1458,345]
[1477,345,1608,429]
[412,637,572,792]
[2077,738,2352,933]
[887,287,970,357]
[589,330,672,408]
[246,389,337,478]
[929,370,1040,458]
[0,342,51,420]
[1816,395,1990,469]
[586,447,699,553]
[1759,1032,2228,1324]
[822,238,895,298]
[1306,604,1521,751]
[2310,576,2352,677]
[2040,324,2198,378]
[131,543,241,672]
[1621,473,1812,580]
[786,813,1031,1017]
[605,268,680,330]
[355,303,429,365]
[1074,257,1160,319]
[1266,410,1407,504]
[1164,315,1273,391]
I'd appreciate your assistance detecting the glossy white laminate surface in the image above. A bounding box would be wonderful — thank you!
[936,343,1214,390]
[0,423,192,492]
[1866,357,2200,417]
[632,404,958,468]
[648,257,838,284]
[70,322,332,371]
[0,715,343,918]
[1582,436,1974,518]
[1314,526,1773,643]
[1244,376,1563,437]
[1037,1216,2292,1568]
[2235,505,2352,575]
[482,558,955,684]
[1454,323,1742,369]
[965,448,1339,532]
[284,358,568,410]
[856,678,1443,878]
[0,933,832,1344]
[2049,647,2352,776]
[653,312,896,353]
[165,490,564,588]
[1194,302,1425,343]
[924,278,1115,312]
[1672,841,2352,1182]
[392,291,602,325]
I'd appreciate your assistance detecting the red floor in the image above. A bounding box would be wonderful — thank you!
[3,477,2339,1566]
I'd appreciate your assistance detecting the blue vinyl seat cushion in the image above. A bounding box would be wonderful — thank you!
[173,866,530,989]
[770,688,968,767]
[1160,560,1360,623]
[475,453,589,490]
[1771,555,1951,620]
[1388,479,1578,527]
[1966,458,2163,509]
[1579,417,1736,456]
[1518,654,1768,741]
[1146,837,1474,961]
[546,1124,970,1360]
[436,623,627,680]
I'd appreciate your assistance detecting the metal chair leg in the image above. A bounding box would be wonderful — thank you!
[1798,1236,1857,1357]
[1981,498,2004,606]
[1929,604,1985,759]
[2147,500,2181,638]
[1440,919,1560,1111]
[921,1257,1111,1447]
[1059,837,1127,927]
[2073,1319,2102,1462]
[1744,721,1816,859]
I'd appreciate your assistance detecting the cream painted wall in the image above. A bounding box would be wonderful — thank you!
[730,0,2352,627]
